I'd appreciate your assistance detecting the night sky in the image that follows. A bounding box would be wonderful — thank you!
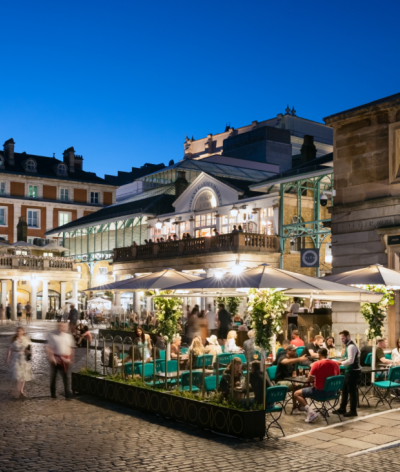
[1,0,399,177]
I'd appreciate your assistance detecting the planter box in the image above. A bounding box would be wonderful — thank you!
[72,373,265,440]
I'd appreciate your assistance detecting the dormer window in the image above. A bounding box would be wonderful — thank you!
[58,163,68,175]
[25,159,37,172]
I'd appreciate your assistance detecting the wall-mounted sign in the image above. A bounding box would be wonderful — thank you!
[388,235,400,245]
[188,181,222,212]
[301,248,320,268]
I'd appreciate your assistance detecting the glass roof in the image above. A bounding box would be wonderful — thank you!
[141,159,276,182]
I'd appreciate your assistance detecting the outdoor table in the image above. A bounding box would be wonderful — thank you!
[283,376,313,414]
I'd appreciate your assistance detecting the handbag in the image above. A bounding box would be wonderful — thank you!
[26,344,32,361]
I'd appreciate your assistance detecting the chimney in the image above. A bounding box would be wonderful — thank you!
[175,171,189,198]
[4,138,15,165]
[63,147,75,173]
[17,216,28,242]
[300,135,317,165]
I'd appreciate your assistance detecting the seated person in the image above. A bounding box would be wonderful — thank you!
[245,360,274,407]
[290,330,305,347]
[325,336,335,352]
[224,330,242,353]
[375,337,392,366]
[272,339,290,366]
[204,335,222,362]
[276,345,307,390]
[299,335,325,366]
[77,326,92,347]
[391,338,400,363]
[219,357,243,398]
[188,336,204,367]
[170,334,182,358]
[123,345,142,363]
[294,347,340,423]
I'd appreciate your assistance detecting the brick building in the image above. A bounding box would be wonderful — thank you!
[0,139,118,243]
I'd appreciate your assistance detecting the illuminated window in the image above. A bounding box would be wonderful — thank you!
[0,183,5,195]
[59,212,71,226]
[28,185,38,198]
[0,208,6,225]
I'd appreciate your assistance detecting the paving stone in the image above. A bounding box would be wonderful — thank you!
[331,438,376,450]
[370,426,400,437]
[335,429,370,439]
[307,431,340,441]
[361,433,400,445]
[341,421,379,431]
[361,417,400,427]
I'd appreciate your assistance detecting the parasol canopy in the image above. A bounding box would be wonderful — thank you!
[164,264,383,303]
[323,264,400,289]
[86,268,204,293]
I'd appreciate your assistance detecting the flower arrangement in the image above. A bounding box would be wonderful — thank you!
[360,285,394,340]
[247,288,287,351]
[152,291,182,342]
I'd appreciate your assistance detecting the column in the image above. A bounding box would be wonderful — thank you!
[114,275,122,306]
[215,214,222,233]
[60,281,67,308]
[42,280,48,319]
[72,280,78,301]
[175,222,180,240]
[1,280,7,310]
[135,291,141,315]
[31,282,37,320]
[11,279,18,320]
[272,200,279,236]
[189,217,195,237]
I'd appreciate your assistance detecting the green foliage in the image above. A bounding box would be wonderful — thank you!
[207,392,263,411]
[360,285,394,340]
[215,296,242,316]
[152,291,182,342]
[247,288,287,351]
[79,368,101,377]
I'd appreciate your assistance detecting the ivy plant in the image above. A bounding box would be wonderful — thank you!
[152,291,182,342]
[360,285,394,340]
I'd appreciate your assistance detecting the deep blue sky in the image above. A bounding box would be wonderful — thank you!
[1,0,399,178]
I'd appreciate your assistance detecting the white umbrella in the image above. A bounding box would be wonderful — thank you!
[324,264,400,289]
[64,298,82,305]
[42,243,70,253]
[88,297,112,304]
[87,268,204,293]
[11,241,36,249]
[164,264,383,303]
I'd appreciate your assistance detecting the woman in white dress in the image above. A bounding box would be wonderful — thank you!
[6,327,33,397]
[224,330,242,353]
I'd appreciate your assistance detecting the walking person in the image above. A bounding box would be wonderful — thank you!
[6,304,11,324]
[0,304,4,325]
[25,302,32,325]
[46,322,74,399]
[217,303,231,346]
[17,302,23,326]
[333,330,361,417]
[6,327,33,397]
[68,304,79,335]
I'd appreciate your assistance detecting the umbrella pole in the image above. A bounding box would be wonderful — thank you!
[372,338,376,383]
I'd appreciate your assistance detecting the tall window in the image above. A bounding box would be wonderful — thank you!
[28,185,38,198]
[59,212,71,226]
[60,189,69,201]
[0,208,5,225]
[0,183,5,195]
[91,192,99,204]
[27,210,39,228]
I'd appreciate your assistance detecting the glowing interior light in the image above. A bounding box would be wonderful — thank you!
[155,220,162,229]
[231,264,244,276]
[230,205,239,217]
[214,270,224,279]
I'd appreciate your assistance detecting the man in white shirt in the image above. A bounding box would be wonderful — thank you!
[46,322,75,399]
[287,297,300,325]
[206,304,217,335]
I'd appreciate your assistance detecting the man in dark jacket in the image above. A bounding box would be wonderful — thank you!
[68,304,79,335]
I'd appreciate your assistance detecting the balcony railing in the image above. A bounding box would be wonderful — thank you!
[0,255,76,271]
[113,232,279,263]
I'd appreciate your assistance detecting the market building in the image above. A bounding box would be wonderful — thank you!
[46,109,334,315]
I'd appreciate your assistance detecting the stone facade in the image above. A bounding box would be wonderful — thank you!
[324,92,400,345]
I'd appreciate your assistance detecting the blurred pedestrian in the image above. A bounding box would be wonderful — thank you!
[6,327,32,397]
[46,322,74,399]
[17,303,22,326]
[6,304,11,324]
[0,304,4,325]
[68,304,79,335]
[25,302,32,325]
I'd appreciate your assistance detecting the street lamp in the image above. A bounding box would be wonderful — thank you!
[230,205,239,217]
[155,219,162,229]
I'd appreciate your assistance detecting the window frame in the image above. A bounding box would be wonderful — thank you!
[90,192,99,204]
[27,209,40,229]
[60,188,69,201]
[28,185,38,198]
[0,207,7,226]
[26,159,37,172]
[58,211,72,227]
[0,182,6,195]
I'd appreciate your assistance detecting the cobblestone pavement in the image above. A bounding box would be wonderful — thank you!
[1,322,400,471]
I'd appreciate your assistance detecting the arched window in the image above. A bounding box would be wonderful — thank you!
[290,216,305,252]
[26,159,36,172]
[58,163,68,175]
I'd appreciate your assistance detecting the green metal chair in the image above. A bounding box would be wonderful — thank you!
[266,365,277,384]
[159,350,166,360]
[124,361,142,375]
[216,353,233,366]
[309,375,345,424]
[364,353,372,366]
[296,347,305,357]
[195,354,213,368]
[373,366,400,408]
[180,372,202,392]
[204,375,217,394]
[265,386,288,438]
